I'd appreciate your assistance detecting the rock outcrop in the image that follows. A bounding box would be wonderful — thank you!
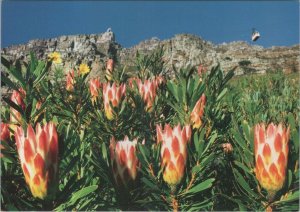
[2,30,299,78]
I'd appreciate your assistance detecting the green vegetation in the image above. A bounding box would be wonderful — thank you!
[1,50,299,211]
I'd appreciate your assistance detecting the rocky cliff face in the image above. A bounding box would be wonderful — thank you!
[2,30,299,77]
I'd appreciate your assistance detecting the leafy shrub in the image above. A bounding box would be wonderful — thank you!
[0,50,299,211]
[238,60,252,67]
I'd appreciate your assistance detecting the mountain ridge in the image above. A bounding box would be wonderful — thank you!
[2,30,299,77]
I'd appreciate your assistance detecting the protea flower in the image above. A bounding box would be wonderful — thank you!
[105,59,114,81]
[14,122,59,199]
[1,123,10,158]
[1,123,10,141]
[155,76,165,87]
[254,123,290,197]
[35,97,46,111]
[127,77,138,89]
[10,88,26,125]
[157,124,191,186]
[197,64,206,75]
[137,79,158,112]
[66,70,75,91]
[0,145,4,158]
[102,82,126,120]
[109,136,139,187]
[190,94,206,129]
[89,78,101,103]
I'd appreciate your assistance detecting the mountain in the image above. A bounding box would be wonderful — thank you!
[1,29,299,77]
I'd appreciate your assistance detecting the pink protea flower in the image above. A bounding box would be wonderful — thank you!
[89,78,101,103]
[109,136,139,187]
[1,123,10,158]
[1,123,10,141]
[0,144,4,158]
[127,77,138,89]
[190,94,206,129]
[105,59,114,81]
[102,82,126,120]
[36,101,42,110]
[14,122,59,199]
[254,123,290,195]
[10,88,26,125]
[197,64,206,75]
[66,69,75,91]
[155,76,165,87]
[157,124,191,186]
[137,79,158,112]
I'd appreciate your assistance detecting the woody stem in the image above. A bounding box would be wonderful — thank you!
[171,195,178,212]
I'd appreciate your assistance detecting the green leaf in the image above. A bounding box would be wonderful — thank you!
[141,177,160,192]
[3,97,24,115]
[1,74,20,91]
[275,190,299,204]
[183,178,215,196]
[69,185,98,204]
[234,160,252,174]
[167,81,178,102]
[216,87,227,101]
[138,143,150,164]
[288,113,299,153]
[202,132,217,156]
[193,129,206,159]
[9,66,26,88]
[231,128,253,162]
[186,198,213,211]
[101,142,108,161]
[60,156,79,177]
[193,132,200,154]
[287,169,292,189]
[1,56,11,69]
[181,78,187,105]
[233,168,257,198]
[33,61,50,87]
[200,152,215,169]
[223,68,235,85]
[187,77,195,100]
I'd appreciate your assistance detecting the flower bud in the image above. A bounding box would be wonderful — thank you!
[10,88,26,125]
[109,136,139,187]
[254,123,290,194]
[102,82,126,120]
[197,64,206,75]
[14,122,59,199]
[127,77,138,89]
[89,78,101,103]
[66,70,75,91]
[1,123,10,141]
[157,124,191,185]
[190,94,206,129]
[155,76,165,87]
[222,143,233,154]
[1,123,10,158]
[137,79,158,112]
[105,59,114,81]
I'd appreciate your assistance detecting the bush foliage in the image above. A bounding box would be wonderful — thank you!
[1,48,299,211]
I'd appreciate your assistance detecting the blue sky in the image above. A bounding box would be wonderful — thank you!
[1,1,299,48]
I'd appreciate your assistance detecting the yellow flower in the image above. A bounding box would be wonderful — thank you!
[48,52,62,64]
[79,63,90,75]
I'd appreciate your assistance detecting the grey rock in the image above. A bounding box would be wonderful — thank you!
[1,30,299,80]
